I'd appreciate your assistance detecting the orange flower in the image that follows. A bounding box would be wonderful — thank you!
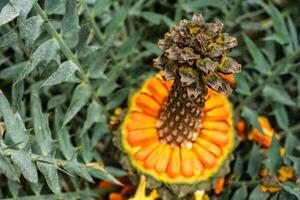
[120,74,235,183]
[214,176,225,195]
[236,119,246,140]
[248,116,278,148]
[278,166,295,182]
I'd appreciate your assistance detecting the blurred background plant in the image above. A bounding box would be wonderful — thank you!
[0,0,299,199]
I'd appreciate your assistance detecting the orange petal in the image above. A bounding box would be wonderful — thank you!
[193,144,216,168]
[144,144,164,169]
[203,97,225,112]
[200,129,228,146]
[109,193,125,200]
[192,151,204,174]
[196,138,222,157]
[127,128,158,147]
[134,143,159,161]
[155,145,171,173]
[127,112,157,131]
[146,77,169,105]
[204,106,229,121]
[202,121,229,132]
[167,147,181,178]
[181,148,194,177]
[135,93,161,117]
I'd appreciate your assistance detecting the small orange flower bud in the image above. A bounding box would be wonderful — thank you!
[214,176,225,195]
[278,166,295,182]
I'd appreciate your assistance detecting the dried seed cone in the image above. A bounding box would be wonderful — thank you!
[153,13,241,96]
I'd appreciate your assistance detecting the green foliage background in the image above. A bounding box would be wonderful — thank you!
[0,0,299,199]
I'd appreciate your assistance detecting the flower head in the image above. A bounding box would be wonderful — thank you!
[248,116,279,148]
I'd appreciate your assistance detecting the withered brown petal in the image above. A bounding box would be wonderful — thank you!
[191,13,205,26]
[204,74,232,95]
[196,58,218,73]
[178,66,198,85]
[206,43,225,58]
[163,62,178,80]
[205,21,223,37]
[165,45,180,61]
[222,33,238,49]
[187,82,206,99]
[218,57,241,73]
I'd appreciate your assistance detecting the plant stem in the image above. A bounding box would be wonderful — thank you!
[33,2,88,82]
[236,49,300,113]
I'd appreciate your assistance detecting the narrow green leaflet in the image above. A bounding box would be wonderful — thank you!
[42,61,79,87]
[45,0,65,14]
[93,0,112,16]
[55,109,76,160]
[81,100,102,135]
[273,104,289,130]
[105,6,129,38]
[62,0,80,36]
[284,133,300,156]
[0,90,28,148]
[30,90,53,155]
[15,39,60,85]
[63,83,91,126]
[11,0,34,16]
[63,159,93,182]
[265,136,282,173]
[81,133,93,163]
[235,73,251,95]
[0,154,19,181]
[19,16,44,49]
[241,106,263,133]
[0,62,25,80]
[87,166,122,186]
[0,28,20,48]
[232,184,248,200]
[243,34,270,74]
[141,12,173,27]
[263,85,295,106]
[0,3,19,27]
[47,94,67,110]
[268,4,289,44]
[247,144,261,180]
[11,150,38,183]
[287,17,299,50]
[142,42,163,56]
[249,185,269,200]
[281,182,300,199]
[233,155,243,180]
[106,87,129,110]
[37,162,60,194]
[182,0,226,12]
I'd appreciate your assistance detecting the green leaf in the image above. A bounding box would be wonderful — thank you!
[11,0,34,16]
[105,166,128,177]
[55,109,76,160]
[233,155,243,180]
[47,94,67,110]
[0,3,19,27]
[106,87,129,110]
[265,136,282,173]
[263,85,295,106]
[241,106,263,133]
[37,162,60,193]
[287,17,299,50]
[284,133,300,156]
[15,39,60,85]
[0,154,19,181]
[268,4,289,44]
[0,90,28,148]
[63,83,91,126]
[19,16,44,49]
[81,100,102,135]
[31,90,53,155]
[45,0,65,14]
[11,150,38,183]
[273,104,289,130]
[235,73,251,95]
[141,12,172,26]
[62,0,80,36]
[0,62,25,80]
[243,34,270,74]
[281,182,300,199]
[63,159,93,182]
[81,133,93,163]
[87,166,122,185]
[232,184,248,200]
[93,0,112,16]
[117,34,140,58]
[142,42,163,56]
[105,6,129,38]
[249,185,269,200]
[42,61,79,87]
[247,144,261,180]
[182,0,226,12]
[0,28,20,48]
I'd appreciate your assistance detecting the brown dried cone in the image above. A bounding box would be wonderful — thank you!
[154,13,241,149]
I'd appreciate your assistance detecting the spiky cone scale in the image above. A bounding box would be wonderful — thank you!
[116,13,241,199]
